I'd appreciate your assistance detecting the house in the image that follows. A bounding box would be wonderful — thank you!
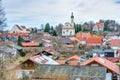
[104,49,115,57]
[62,12,75,36]
[105,32,120,39]
[111,39,120,50]
[29,54,59,65]
[15,59,36,79]
[81,55,120,80]
[42,49,60,56]
[69,37,79,43]
[56,55,80,66]
[76,32,91,41]
[62,37,74,48]
[111,39,120,57]
[31,65,106,80]
[86,37,103,46]
[42,38,53,48]
[9,25,30,33]
[65,55,80,66]
[76,32,91,44]
[22,41,39,47]
[41,32,51,37]
[92,22,104,32]
[106,57,120,63]
[15,54,59,79]
[91,49,115,57]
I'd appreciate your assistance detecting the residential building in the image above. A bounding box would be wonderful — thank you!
[91,49,115,57]
[111,39,120,57]
[65,55,80,66]
[81,55,120,80]
[86,37,103,46]
[15,54,59,79]
[111,39,120,50]
[92,22,104,32]
[9,25,30,33]
[76,32,91,44]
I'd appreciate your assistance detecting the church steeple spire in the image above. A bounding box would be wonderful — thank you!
[71,12,74,23]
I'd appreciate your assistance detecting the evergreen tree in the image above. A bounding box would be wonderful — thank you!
[44,23,50,32]
[75,24,82,33]
[78,24,82,32]
[52,30,57,36]
[39,43,43,47]
[20,50,26,57]
[104,21,109,31]
[17,36,22,46]
[51,26,54,30]
[0,0,7,32]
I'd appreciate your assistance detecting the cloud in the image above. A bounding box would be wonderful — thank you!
[115,0,120,4]
[2,0,120,29]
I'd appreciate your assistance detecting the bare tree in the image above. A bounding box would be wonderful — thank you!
[0,0,7,32]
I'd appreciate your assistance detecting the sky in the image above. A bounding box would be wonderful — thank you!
[2,0,120,29]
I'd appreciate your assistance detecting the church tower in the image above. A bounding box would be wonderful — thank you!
[71,12,74,28]
[62,12,75,36]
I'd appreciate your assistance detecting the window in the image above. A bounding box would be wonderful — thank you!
[66,30,68,32]
[75,78,81,80]
[91,64,99,66]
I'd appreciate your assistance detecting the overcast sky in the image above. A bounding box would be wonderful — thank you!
[2,0,120,29]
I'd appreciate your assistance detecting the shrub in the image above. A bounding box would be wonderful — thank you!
[39,43,43,47]
[20,50,26,57]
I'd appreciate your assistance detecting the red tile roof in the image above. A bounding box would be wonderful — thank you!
[111,39,120,47]
[81,56,120,75]
[44,49,60,56]
[56,60,66,64]
[69,37,79,42]
[94,22,104,28]
[106,57,120,63]
[76,32,91,41]
[22,41,39,47]
[86,37,102,44]
[69,61,79,66]
[66,55,80,61]
[76,36,82,41]
[65,55,80,66]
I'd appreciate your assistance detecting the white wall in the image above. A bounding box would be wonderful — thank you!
[111,46,120,57]
[106,73,112,80]
[92,26,104,32]
[62,29,75,36]
[9,26,30,33]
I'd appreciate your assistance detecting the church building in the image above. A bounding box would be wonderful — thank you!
[62,12,75,36]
